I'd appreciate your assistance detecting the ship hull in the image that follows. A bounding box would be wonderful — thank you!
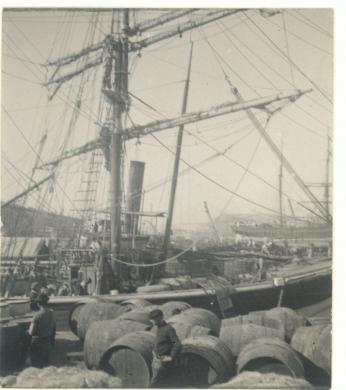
[232,270,331,314]
[44,263,331,330]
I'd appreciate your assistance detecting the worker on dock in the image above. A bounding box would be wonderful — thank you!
[28,292,56,368]
[29,282,40,311]
[149,309,181,387]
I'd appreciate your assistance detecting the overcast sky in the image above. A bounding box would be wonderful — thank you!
[1,8,333,228]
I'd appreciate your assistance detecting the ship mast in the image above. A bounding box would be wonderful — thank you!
[279,136,284,227]
[162,44,193,258]
[324,131,331,220]
[107,9,129,267]
[41,9,315,283]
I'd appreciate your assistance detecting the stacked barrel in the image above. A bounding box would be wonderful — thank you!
[69,298,331,388]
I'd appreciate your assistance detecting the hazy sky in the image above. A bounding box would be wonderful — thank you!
[1,8,333,228]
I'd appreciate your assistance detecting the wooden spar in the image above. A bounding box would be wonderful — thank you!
[44,56,103,86]
[203,201,222,244]
[230,88,330,223]
[37,90,309,169]
[130,9,199,35]
[46,40,104,67]
[130,9,246,51]
[162,43,193,258]
[38,139,102,168]
[124,90,310,139]
[1,172,55,209]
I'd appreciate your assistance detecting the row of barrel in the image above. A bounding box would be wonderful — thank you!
[69,298,331,388]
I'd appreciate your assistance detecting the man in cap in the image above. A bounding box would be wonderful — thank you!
[29,282,40,311]
[28,292,56,368]
[149,309,181,387]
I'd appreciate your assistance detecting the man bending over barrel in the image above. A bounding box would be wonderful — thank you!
[149,309,182,387]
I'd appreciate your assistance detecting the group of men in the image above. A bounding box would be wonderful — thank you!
[27,295,180,383]
[27,285,182,385]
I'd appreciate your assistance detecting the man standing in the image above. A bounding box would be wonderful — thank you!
[29,282,40,311]
[149,309,181,387]
[28,293,56,368]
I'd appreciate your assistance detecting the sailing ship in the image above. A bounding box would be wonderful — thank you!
[1,8,332,318]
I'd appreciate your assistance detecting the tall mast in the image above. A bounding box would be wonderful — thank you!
[324,130,331,221]
[162,44,194,257]
[108,9,129,268]
[279,136,284,227]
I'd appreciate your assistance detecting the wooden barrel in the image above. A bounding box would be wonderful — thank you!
[100,331,155,388]
[119,298,152,310]
[84,319,151,369]
[222,312,284,333]
[0,321,22,373]
[116,310,152,326]
[237,337,305,378]
[180,335,235,386]
[169,308,221,336]
[68,298,99,336]
[160,301,191,319]
[142,304,161,313]
[291,324,331,374]
[167,321,194,341]
[220,324,285,356]
[77,302,129,340]
[190,325,213,337]
[137,284,171,293]
[267,307,308,341]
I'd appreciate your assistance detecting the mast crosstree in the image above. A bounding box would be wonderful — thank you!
[39,9,329,269]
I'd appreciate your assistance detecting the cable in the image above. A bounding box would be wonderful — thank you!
[7,15,46,59]
[198,25,259,97]
[281,12,295,86]
[150,132,302,220]
[292,10,333,39]
[2,70,41,84]
[278,111,327,140]
[266,15,332,56]
[3,33,101,124]
[243,13,333,105]
[131,89,305,207]
[219,19,332,117]
[216,21,280,94]
[110,246,192,267]
[219,134,262,216]
[2,105,83,218]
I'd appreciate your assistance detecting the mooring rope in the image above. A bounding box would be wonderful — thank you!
[110,246,193,267]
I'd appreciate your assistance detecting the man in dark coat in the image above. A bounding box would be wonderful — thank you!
[28,293,56,368]
[149,309,181,387]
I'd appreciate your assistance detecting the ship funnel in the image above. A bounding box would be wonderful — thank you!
[125,161,145,235]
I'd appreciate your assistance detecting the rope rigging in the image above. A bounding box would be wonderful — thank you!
[217,19,332,133]
[2,9,332,234]
[242,12,333,105]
